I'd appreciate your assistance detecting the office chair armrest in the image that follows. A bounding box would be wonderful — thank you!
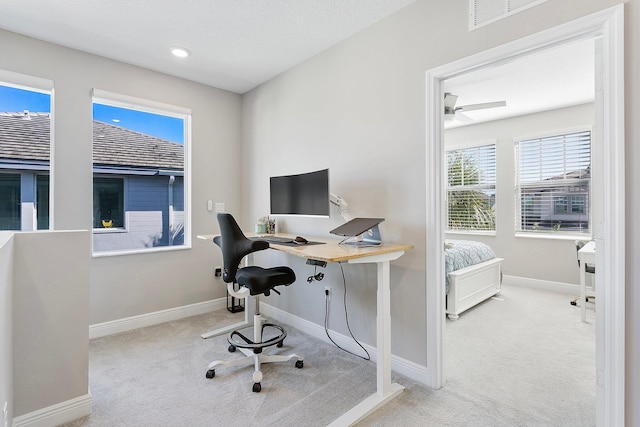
[214,236,269,254]
[237,239,269,256]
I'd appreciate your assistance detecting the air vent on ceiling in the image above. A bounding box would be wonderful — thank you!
[469,0,548,31]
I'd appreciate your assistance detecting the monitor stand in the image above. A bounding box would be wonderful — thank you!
[342,225,383,247]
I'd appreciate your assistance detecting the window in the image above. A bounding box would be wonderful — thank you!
[515,129,591,235]
[0,72,53,231]
[93,177,125,229]
[0,174,20,230]
[446,143,496,232]
[91,89,190,254]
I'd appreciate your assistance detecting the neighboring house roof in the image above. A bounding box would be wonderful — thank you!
[543,167,590,181]
[0,112,184,171]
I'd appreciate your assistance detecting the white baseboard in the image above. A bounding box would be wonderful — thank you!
[12,393,92,427]
[503,274,578,295]
[261,303,429,386]
[89,298,226,339]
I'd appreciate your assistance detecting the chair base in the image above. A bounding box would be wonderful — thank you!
[205,309,303,392]
[570,295,595,306]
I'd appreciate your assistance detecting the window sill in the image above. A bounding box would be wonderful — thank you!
[92,244,191,258]
[446,230,496,237]
[93,228,127,234]
[514,232,592,241]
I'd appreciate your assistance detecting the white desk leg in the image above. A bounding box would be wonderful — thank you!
[201,254,254,339]
[328,259,404,426]
[580,262,587,323]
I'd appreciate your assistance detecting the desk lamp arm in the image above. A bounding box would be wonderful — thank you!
[330,192,353,222]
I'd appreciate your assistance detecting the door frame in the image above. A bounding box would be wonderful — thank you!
[425,5,625,426]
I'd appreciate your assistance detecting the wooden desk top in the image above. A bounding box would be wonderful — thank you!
[198,233,414,263]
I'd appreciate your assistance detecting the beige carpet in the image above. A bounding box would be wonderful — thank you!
[62,284,595,426]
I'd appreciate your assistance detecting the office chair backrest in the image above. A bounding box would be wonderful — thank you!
[214,213,269,283]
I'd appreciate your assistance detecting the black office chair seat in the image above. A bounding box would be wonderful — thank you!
[236,266,296,296]
[205,213,303,393]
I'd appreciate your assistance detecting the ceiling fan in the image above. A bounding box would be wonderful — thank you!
[444,92,506,122]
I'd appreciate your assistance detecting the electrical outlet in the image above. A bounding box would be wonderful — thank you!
[214,267,222,277]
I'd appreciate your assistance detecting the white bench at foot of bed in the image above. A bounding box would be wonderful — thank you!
[446,257,503,320]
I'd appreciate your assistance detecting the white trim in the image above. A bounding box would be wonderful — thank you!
[89,298,226,338]
[426,5,625,426]
[502,274,579,295]
[0,69,53,93]
[91,88,191,117]
[260,303,429,384]
[91,243,192,258]
[445,138,498,151]
[12,393,92,427]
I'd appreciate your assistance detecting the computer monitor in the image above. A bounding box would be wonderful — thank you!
[270,168,330,217]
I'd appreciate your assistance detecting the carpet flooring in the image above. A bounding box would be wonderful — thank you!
[62,284,595,426]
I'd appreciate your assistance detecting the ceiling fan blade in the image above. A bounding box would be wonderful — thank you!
[443,93,458,109]
[457,100,506,112]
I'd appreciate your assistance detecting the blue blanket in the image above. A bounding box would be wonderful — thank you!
[445,240,497,293]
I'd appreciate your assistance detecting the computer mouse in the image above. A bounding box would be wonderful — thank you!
[293,236,308,244]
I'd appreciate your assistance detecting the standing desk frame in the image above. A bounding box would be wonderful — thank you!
[198,233,413,425]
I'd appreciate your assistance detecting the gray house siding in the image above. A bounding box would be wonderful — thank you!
[92,176,184,252]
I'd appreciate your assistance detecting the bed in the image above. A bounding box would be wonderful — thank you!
[445,239,503,320]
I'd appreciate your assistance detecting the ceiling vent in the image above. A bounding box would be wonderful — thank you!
[469,0,548,31]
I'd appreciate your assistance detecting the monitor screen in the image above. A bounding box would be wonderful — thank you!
[270,169,330,217]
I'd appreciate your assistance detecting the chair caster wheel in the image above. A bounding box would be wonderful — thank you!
[295,360,304,369]
[570,301,577,306]
[277,341,283,348]
[228,344,236,353]
[253,382,261,393]
[206,369,215,379]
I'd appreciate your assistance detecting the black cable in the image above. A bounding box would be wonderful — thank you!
[323,262,370,361]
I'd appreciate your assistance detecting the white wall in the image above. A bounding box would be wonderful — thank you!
[12,231,90,419]
[242,0,640,424]
[0,29,243,325]
[0,232,14,427]
[445,103,595,285]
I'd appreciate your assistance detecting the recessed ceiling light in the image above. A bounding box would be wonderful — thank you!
[171,47,190,58]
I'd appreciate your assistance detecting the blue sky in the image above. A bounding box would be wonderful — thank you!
[0,85,50,112]
[0,85,184,144]
[93,103,184,144]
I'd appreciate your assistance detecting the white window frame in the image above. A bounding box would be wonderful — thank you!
[514,126,592,239]
[446,140,497,235]
[91,89,192,257]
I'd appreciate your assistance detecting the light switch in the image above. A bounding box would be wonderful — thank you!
[207,200,213,212]
[215,202,225,213]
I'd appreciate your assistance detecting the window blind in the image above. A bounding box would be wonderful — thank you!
[447,143,496,231]
[515,130,591,235]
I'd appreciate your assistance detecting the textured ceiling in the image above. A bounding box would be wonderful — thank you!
[0,0,416,94]
[444,37,595,128]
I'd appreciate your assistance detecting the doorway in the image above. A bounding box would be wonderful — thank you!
[425,5,625,426]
